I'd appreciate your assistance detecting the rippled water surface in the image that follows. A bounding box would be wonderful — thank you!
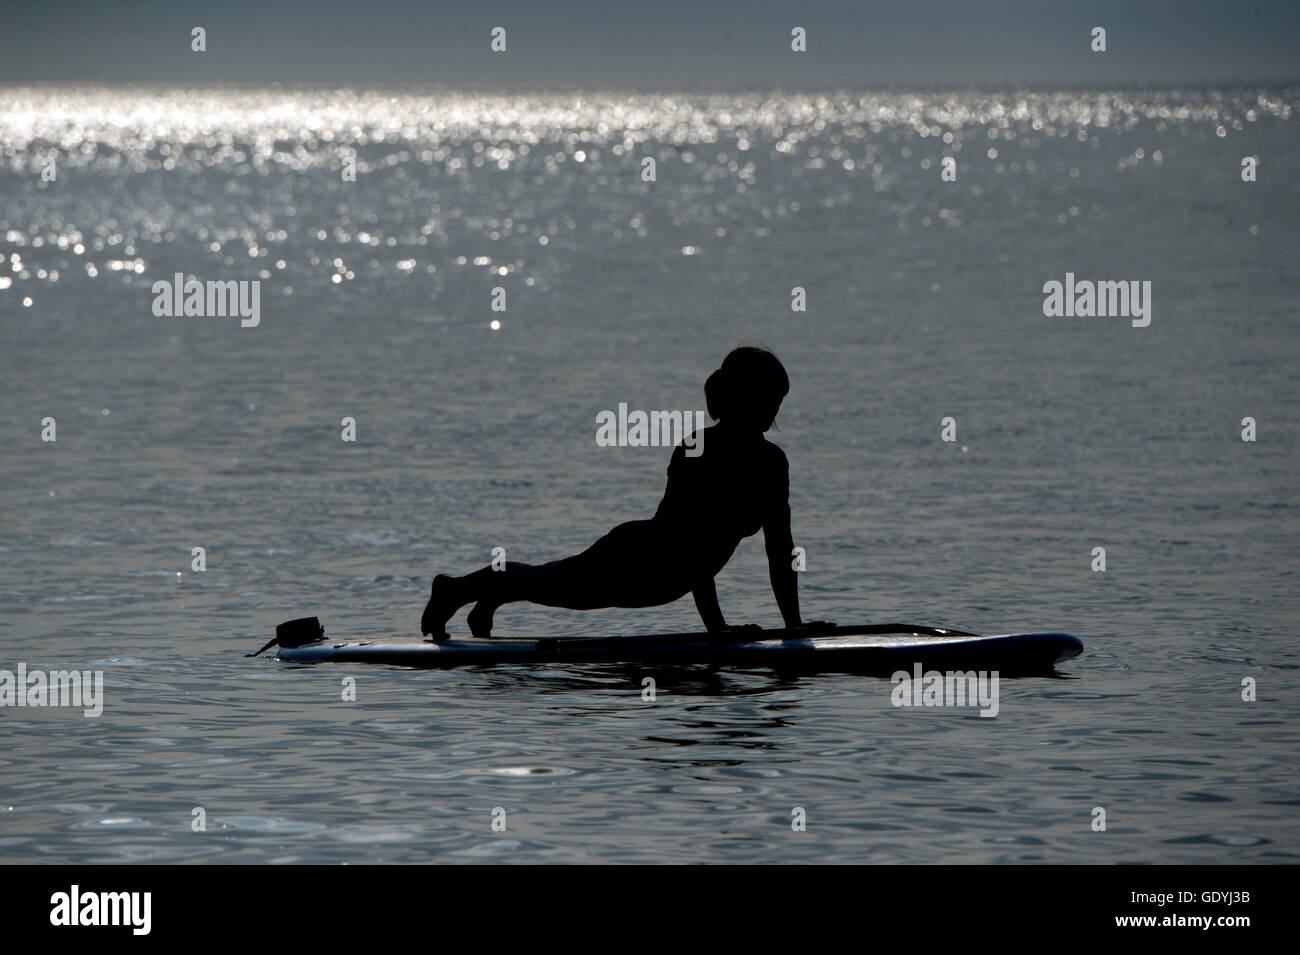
[1,87,1298,863]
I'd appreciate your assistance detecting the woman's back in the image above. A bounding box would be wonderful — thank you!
[653,424,789,548]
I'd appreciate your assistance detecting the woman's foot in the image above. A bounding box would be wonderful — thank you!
[420,574,460,640]
[466,600,497,639]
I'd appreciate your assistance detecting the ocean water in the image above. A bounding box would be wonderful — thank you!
[0,87,1297,864]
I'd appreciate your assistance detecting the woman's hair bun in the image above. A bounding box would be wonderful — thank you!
[704,346,789,429]
[704,367,729,420]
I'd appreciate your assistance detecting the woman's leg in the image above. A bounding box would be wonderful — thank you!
[420,559,602,638]
[421,521,688,638]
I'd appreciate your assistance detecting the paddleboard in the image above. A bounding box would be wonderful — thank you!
[268,623,1083,675]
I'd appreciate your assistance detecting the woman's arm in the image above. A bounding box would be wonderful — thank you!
[692,578,729,633]
[764,451,802,628]
[764,518,802,628]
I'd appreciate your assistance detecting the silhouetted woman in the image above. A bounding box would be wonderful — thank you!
[421,346,806,639]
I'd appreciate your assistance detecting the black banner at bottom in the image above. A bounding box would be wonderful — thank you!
[0,864,1285,941]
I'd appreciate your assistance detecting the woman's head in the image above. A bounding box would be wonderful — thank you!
[704,346,789,432]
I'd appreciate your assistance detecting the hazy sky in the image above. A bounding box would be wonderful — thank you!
[3,0,1297,88]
